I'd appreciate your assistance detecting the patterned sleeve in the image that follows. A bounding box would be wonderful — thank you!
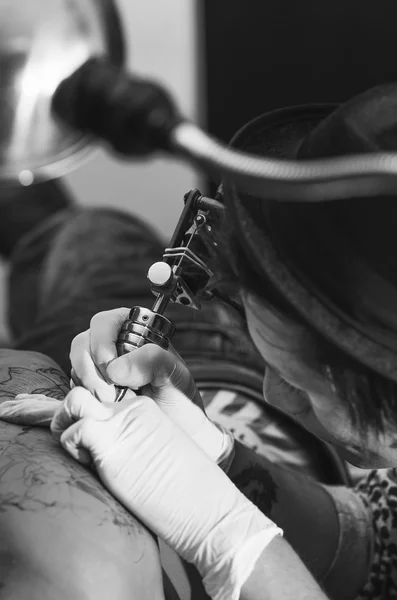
[353,469,397,599]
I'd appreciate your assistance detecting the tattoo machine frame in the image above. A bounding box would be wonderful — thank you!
[114,188,225,401]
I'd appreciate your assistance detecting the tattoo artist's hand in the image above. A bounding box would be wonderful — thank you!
[69,308,233,465]
[50,387,281,600]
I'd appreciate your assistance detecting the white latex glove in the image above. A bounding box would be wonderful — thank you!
[69,308,234,469]
[0,393,61,427]
[51,387,283,600]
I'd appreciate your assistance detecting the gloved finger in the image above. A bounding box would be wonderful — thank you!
[50,387,113,441]
[89,308,131,381]
[166,345,202,404]
[59,417,99,466]
[70,368,82,387]
[59,396,143,466]
[70,367,136,403]
[106,343,200,405]
[70,330,119,403]
[106,342,176,387]
[0,394,60,427]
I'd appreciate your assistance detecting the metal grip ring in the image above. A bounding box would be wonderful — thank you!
[116,306,175,356]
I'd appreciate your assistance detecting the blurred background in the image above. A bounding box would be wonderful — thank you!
[0,0,202,341]
[2,0,397,340]
[64,0,202,239]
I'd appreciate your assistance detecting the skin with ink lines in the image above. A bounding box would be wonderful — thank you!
[0,423,146,535]
[231,461,278,516]
[242,290,397,468]
[0,350,166,599]
[0,351,149,533]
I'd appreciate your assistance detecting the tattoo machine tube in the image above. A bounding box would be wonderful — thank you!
[52,58,183,159]
[52,58,397,204]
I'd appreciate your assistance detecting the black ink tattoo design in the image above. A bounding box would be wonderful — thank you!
[232,462,279,516]
[0,361,145,541]
[0,366,70,400]
[0,425,145,538]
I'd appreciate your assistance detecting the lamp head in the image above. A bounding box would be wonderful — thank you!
[0,0,125,184]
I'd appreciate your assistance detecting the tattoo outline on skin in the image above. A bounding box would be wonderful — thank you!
[231,461,279,516]
[0,366,70,400]
[0,361,147,541]
[0,423,146,538]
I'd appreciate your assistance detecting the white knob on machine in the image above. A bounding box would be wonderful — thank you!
[147,261,173,286]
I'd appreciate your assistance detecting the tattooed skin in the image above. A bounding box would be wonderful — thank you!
[0,366,70,400]
[0,351,70,401]
[0,422,145,536]
[227,439,280,518]
[0,350,149,534]
[231,461,279,516]
[0,349,167,599]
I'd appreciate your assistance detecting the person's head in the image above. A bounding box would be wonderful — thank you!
[217,85,397,468]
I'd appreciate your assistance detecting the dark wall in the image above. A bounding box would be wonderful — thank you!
[203,0,397,145]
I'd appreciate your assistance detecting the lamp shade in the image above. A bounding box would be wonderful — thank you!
[0,0,125,183]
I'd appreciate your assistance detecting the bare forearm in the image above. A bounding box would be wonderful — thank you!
[228,441,369,598]
[228,441,339,576]
[242,536,329,600]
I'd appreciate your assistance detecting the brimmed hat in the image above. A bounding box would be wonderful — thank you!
[226,84,397,382]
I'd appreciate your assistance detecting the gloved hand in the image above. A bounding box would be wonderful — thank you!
[69,308,235,469]
[51,386,283,600]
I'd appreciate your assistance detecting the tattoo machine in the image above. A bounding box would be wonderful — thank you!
[114,188,225,402]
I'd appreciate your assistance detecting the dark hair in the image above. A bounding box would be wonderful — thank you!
[210,120,397,439]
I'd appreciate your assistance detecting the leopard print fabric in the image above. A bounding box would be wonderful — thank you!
[355,469,397,599]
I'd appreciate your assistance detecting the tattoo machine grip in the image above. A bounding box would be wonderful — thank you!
[114,262,176,402]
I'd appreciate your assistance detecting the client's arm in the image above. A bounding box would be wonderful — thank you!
[228,440,372,600]
[0,350,166,600]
